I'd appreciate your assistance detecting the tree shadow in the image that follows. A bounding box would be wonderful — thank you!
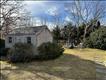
[0,73,7,80]
[1,54,106,80]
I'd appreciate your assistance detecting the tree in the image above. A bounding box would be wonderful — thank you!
[0,1,21,30]
[0,0,31,38]
[77,23,85,42]
[84,27,106,50]
[64,1,106,43]
[61,22,77,46]
[52,25,61,43]
[86,20,101,37]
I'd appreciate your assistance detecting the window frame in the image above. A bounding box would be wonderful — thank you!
[27,37,31,44]
[8,37,12,43]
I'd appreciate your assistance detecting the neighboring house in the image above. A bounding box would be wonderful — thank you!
[5,25,53,48]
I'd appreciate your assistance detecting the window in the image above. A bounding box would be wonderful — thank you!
[8,37,12,43]
[27,37,31,44]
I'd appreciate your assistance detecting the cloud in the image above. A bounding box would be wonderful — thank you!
[31,17,41,26]
[21,1,106,27]
[31,17,55,30]
[46,6,59,16]
[23,1,47,16]
[64,16,71,22]
[46,22,55,30]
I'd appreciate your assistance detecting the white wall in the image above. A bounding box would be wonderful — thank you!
[36,29,53,47]
[5,29,53,48]
[5,34,36,48]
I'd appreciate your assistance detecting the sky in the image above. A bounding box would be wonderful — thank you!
[23,1,106,29]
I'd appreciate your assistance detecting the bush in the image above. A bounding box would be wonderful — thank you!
[0,39,6,56]
[8,43,35,62]
[0,48,10,57]
[36,42,64,60]
[83,38,93,48]
[0,39,5,49]
[84,27,106,50]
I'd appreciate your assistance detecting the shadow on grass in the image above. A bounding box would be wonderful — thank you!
[0,73,7,80]
[1,54,106,80]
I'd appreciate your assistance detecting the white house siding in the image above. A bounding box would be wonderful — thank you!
[5,34,36,48]
[36,28,53,47]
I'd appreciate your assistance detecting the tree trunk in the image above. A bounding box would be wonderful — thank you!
[83,25,88,43]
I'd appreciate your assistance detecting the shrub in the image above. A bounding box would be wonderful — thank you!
[0,39,6,56]
[84,27,106,50]
[36,42,64,60]
[83,38,93,48]
[0,48,10,57]
[0,39,5,49]
[8,43,35,62]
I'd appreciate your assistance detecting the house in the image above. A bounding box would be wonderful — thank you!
[5,25,53,48]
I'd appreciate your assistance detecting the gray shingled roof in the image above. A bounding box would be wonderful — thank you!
[8,25,47,35]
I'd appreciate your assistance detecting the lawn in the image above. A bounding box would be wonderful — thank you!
[0,48,106,80]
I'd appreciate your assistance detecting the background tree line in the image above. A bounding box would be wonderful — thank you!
[52,20,101,45]
[52,1,106,50]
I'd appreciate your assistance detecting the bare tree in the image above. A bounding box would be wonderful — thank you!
[40,15,48,25]
[64,1,106,42]
[17,11,32,28]
[0,0,29,38]
[53,13,62,27]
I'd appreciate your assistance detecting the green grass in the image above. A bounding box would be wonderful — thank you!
[64,48,106,61]
[0,48,106,80]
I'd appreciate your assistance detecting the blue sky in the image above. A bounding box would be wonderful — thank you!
[23,1,106,29]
